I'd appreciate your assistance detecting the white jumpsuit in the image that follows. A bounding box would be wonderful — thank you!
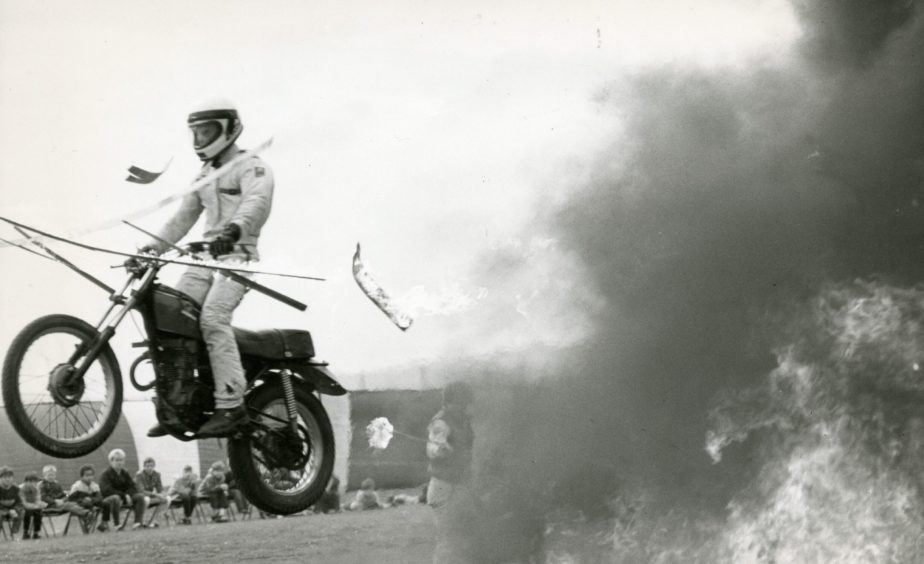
[151,152,274,408]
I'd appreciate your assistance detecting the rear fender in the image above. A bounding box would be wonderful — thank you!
[266,361,348,396]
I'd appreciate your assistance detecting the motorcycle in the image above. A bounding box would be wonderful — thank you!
[1,235,346,515]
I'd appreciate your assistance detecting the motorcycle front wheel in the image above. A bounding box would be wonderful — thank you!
[228,378,335,515]
[2,314,124,458]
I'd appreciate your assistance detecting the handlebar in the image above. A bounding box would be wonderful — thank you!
[116,241,252,272]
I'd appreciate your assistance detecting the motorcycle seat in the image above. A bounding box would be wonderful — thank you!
[233,328,315,360]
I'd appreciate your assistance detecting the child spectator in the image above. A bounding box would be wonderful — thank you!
[135,456,167,527]
[19,472,46,540]
[198,461,230,523]
[168,465,199,525]
[0,467,23,539]
[348,478,383,511]
[313,475,341,514]
[68,465,103,533]
[99,448,148,531]
[40,464,90,520]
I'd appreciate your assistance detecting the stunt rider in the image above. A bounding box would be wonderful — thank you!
[139,98,274,438]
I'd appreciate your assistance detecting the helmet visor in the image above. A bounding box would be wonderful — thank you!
[189,121,223,150]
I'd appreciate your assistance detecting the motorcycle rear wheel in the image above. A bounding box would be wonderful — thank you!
[228,379,335,515]
[2,314,123,458]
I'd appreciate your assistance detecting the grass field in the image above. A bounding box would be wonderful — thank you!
[0,504,436,564]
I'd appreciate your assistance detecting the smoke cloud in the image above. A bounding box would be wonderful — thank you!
[452,2,924,562]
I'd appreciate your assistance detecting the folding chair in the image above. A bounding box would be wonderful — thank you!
[66,508,99,535]
[41,507,69,538]
[0,516,10,541]
[229,490,253,520]
[194,495,211,523]
[161,496,180,526]
[144,498,164,528]
[115,506,137,531]
[195,494,233,523]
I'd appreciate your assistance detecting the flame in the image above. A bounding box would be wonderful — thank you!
[534,282,924,562]
[395,284,488,318]
[708,282,924,562]
[366,417,395,450]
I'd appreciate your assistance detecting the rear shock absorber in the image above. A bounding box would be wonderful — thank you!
[280,369,299,436]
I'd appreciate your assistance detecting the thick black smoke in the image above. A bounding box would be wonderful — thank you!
[794,0,918,70]
[459,3,924,561]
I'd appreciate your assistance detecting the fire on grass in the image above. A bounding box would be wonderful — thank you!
[527,281,924,562]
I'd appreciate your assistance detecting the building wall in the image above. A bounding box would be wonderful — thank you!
[0,408,138,485]
[347,389,441,490]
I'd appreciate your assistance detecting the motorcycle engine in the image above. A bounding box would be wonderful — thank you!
[154,337,214,431]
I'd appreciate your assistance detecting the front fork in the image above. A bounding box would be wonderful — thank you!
[65,270,154,386]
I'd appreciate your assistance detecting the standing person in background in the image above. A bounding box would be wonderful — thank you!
[0,467,23,540]
[19,472,46,540]
[99,449,148,531]
[427,381,476,564]
[135,457,167,527]
[168,465,199,525]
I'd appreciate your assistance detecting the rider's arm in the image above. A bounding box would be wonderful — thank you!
[152,191,204,252]
[229,161,274,237]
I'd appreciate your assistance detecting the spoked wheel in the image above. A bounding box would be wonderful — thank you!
[228,379,335,515]
[2,314,123,458]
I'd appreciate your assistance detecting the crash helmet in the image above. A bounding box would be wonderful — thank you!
[187,98,243,162]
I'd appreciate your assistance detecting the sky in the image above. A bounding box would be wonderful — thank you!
[0,0,800,392]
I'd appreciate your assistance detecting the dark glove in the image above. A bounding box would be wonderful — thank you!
[124,244,157,272]
[208,223,241,258]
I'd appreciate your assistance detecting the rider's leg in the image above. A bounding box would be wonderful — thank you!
[197,271,251,435]
[174,265,215,306]
[200,272,250,409]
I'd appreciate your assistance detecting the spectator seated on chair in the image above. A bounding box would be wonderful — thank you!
[198,461,230,523]
[168,465,199,525]
[313,475,341,514]
[135,457,167,527]
[68,465,103,532]
[19,472,46,540]
[0,467,23,539]
[40,464,89,520]
[348,478,384,511]
[99,448,148,531]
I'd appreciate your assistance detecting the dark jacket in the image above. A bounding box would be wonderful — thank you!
[0,484,23,510]
[40,480,67,505]
[99,468,138,498]
[426,407,473,484]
